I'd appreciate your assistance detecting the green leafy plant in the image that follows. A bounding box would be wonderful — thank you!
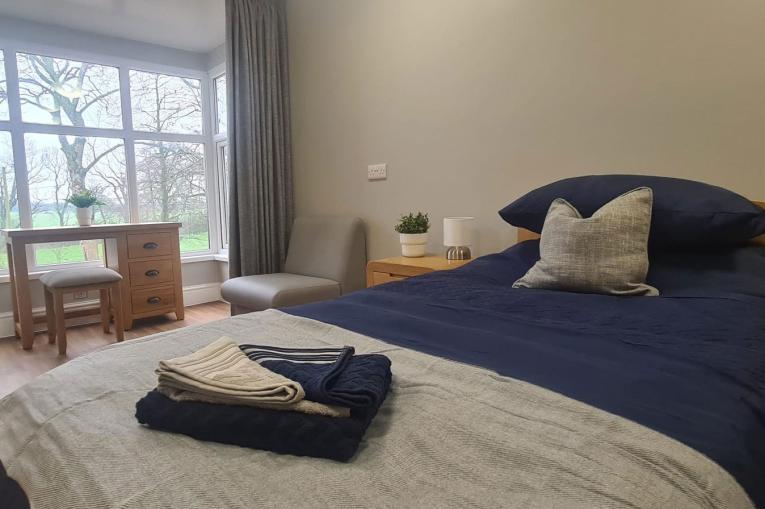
[66,190,102,209]
[395,212,430,234]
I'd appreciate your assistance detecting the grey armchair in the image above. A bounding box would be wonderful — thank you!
[221,217,366,315]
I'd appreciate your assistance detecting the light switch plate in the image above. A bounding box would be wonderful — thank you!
[367,163,387,180]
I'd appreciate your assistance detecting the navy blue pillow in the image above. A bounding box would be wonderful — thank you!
[499,175,765,248]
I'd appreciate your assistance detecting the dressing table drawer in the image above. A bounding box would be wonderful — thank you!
[129,258,175,287]
[127,232,173,259]
[131,285,176,315]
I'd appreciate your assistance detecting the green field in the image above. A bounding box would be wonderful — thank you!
[0,212,210,270]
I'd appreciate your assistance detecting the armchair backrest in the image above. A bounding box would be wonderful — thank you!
[284,216,367,294]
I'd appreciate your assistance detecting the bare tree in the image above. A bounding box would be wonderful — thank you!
[0,138,48,229]
[18,55,121,194]
[0,162,16,229]
[0,51,7,118]
[131,71,207,247]
[16,54,125,262]
[15,55,208,259]
[136,141,205,222]
[85,139,129,223]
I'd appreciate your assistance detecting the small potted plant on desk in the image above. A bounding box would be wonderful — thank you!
[67,190,102,226]
[395,211,430,257]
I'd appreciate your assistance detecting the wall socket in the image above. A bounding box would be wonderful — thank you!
[73,291,88,300]
[367,163,387,180]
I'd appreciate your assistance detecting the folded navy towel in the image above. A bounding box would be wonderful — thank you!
[135,358,391,462]
[239,344,391,412]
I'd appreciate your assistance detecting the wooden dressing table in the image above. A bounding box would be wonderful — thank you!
[3,223,185,350]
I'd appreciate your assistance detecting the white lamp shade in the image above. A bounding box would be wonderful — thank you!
[443,217,474,247]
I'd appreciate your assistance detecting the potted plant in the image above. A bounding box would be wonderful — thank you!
[67,190,102,226]
[395,212,430,257]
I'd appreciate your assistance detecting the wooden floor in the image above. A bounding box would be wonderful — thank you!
[0,301,230,398]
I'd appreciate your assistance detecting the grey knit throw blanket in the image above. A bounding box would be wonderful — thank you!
[156,336,349,417]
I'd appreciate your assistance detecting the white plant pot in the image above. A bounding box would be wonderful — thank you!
[399,233,428,257]
[76,207,92,226]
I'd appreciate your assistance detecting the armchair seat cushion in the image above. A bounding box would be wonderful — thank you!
[221,273,341,313]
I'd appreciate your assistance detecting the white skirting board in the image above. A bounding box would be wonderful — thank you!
[0,283,223,339]
[182,283,223,307]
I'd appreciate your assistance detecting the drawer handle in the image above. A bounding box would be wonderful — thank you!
[146,297,162,305]
[144,269,160,278]
[143,242,159,250]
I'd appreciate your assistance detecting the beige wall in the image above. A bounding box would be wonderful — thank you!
[287,0,765,259]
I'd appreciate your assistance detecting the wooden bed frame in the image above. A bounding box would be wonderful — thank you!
[517,200,765,246]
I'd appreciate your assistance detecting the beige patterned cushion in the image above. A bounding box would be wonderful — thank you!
[513,187,658,296]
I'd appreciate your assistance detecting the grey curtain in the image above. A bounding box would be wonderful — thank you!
[226,0,293,278]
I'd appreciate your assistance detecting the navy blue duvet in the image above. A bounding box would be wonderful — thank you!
[289,241,765,507]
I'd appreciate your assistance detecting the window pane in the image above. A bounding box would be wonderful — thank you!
[0,51,8,121]
[214,74,227,134]
[217,143,229,247]
[130,71,202,134]
[25,133,128,265]
[33,240,105,267]
[16,52,122,129]
[135,140,209,252]
[0,132,19,230]
[0,131,19,270]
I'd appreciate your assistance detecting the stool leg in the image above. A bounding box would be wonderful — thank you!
[100,289,110,334]
[44,288,56,344]
[111,283,124,342]
[52,290,67,356]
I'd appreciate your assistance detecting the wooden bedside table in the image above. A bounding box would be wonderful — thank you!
[366,255,471,287]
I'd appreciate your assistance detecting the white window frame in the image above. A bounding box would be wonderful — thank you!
[215,140,229,250]
[210,64,228,254]
[0,38,223,271]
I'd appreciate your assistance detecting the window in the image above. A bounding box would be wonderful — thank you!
[0,50,8,121]
[216,141,229,247]
[0,46,218,271]
[214,74,227,134]
[130,70,203,134]
[24,134,128,227]
[0,132,19,231]
[16,53,122,129]
[135,140,209,251]
[213,72,229,249]
[0,131,19,269]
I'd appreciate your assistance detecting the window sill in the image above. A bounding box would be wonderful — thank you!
[180,253,217,263]
[182,253,229,263]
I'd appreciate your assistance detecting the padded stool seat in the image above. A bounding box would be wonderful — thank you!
[221,273,340,314]
[40,267,122,288]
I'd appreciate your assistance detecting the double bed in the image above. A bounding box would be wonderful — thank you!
[1,197,764,508]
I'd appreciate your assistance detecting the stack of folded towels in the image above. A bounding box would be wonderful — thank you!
[135,337,391,461]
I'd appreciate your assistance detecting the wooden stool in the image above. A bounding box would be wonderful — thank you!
[40,268,125,355]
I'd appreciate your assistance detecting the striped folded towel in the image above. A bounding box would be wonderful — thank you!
[240,344,391,412]
[155,337,349,418]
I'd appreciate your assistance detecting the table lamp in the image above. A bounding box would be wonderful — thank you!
[443,217,474,260]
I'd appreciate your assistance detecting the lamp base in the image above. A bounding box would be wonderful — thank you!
[446,246,471,260]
